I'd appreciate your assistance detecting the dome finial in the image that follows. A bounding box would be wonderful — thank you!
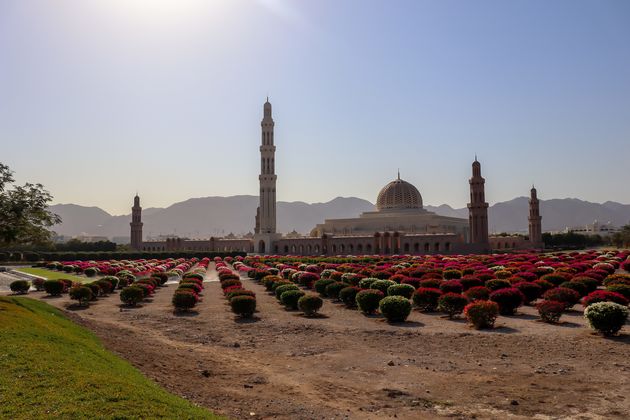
[397,168,400,180]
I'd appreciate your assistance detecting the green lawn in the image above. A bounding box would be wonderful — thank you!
[14,267,90,283]
[0,297,223,420]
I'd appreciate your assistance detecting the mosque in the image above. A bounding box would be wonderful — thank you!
[132,99,543,255]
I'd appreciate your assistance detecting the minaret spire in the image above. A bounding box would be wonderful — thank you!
[253,98,279,254]
[467,158,489,251]
[130,194,143,250]
[528,186,543,248]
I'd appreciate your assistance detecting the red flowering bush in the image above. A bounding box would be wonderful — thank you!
[413,287,442,312]
[603,274,630,287]
[437,293,468,319]
[536,300,565,323]
[460,276,483,291]
[440,280,463,294]
[489,288,524,315]
[607,284,630,300]
[43,279,65,296]
[172,289,198,312]
[582,290,628,308]
[463,286,490,302]
[542,287,581,309]
[401,278,422,289]
[419,279,441,289]
[513,281,543,305]
[464,300,499,329]
[443,269,462,280]
[31,278,45,291]
[485,279,511,291]
[69,285,92,307]
[540,274,568,287]
[571,276,599,293]
[534,279,554,292]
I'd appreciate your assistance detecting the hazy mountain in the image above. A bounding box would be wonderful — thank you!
[49,196,630,240]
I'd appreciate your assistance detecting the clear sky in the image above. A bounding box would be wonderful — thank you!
[1,0,629,215]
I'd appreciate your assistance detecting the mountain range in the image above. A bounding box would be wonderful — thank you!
[49,196,630,240]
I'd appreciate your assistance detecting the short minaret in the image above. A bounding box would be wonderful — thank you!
[253,98,280,254]
[130,194,143,250]
[528,186,543,248]
[467,157,490,250]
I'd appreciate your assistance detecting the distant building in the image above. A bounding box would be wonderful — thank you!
[74,235,109,243]
[564,220,620,237]
[130,99,542,255]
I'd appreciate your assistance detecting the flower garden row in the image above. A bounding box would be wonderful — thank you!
[228,250,630,335]
[9,258,209,311]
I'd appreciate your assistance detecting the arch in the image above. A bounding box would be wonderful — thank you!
[258,240,266,254]
[357,243,363,252]
[404,243,410,253]
[284,245,289,253]
[434,243,440,252]
[424,243,430,252]
[366,244,372,252]
[314,244,320,254]
[307,244,312,254]
[332,244,337,253]
[445,242,451,251]
[340,244,345,252]
[497,242,502,249]
[291,244,296,253]
[414,243,420,252]
[512,242,516,249]
[349,244,354,253]
[299,244,304,254]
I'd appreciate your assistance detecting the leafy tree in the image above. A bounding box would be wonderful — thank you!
[0,163,61,248]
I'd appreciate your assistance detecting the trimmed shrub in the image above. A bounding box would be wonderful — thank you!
[542,287,581,310]
[97,280,113,296]
[387,284,416,299]
[221,279,242,290]
[101,276,119,291]
[603,274,630,287]
[584,302,629,336]
[413,287,442,311]
[607,284,630,300]
[9,280,30,294]
[86,283,101,300]
[437,293,468,319]
[463,286,490,302]
[533,279,554,292]
[401,278,421,289]
[275,283,300,300]
[356,289,385,314]
[379,296,412,323]
[314,279,336,295]
[489,288,524,315]
[133,283,154,298]
[485,279,511,291]
[559,281,588,297]
[464,300,499,329]
[540,274,568,287]
[231,295,257,318]
[172,290,198,312]
[324,281,346,300]
[370,280,397,294]
[43,279,65,296]
[571,276,599,294]
[84,267,98,277]
[443,269,462,280]
[69,286,93,307]
[120,286,144,306]
[440,280,463,294]
[298,294,323,317]
[280,289,306,310]
[179,282,203,295]
[226,289,256,301]
[536,300,565,323]
[582,290,628,308]
[339,286,360,308]
[419,278,441,289]
[513,281,543,305]
[460,277,483,291]
[31,278,45,291]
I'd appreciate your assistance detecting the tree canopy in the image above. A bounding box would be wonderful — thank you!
[0,163,61,248]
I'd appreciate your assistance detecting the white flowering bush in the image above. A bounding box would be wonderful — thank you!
[584,302,629,336]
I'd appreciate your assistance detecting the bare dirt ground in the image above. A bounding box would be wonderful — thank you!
[5,263,630,419]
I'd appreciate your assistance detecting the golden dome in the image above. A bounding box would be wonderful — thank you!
[376,175,423,211]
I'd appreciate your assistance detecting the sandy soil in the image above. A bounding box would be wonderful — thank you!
[5,263,630,420]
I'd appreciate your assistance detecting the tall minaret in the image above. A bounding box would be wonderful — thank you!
[528,186,543,248]
[467,157,489,250]
[130,194,143,250]
[253,98,280,254]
